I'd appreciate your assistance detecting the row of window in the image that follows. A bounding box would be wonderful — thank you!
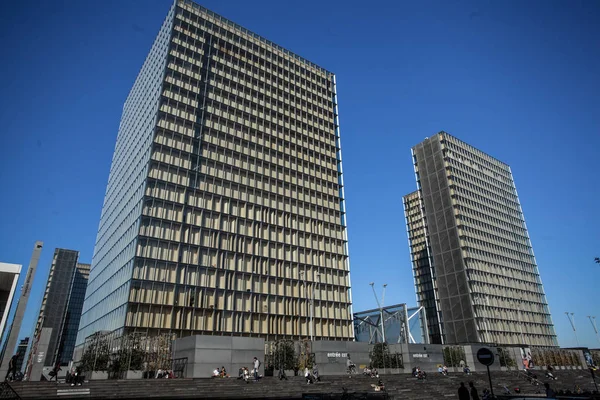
[147,158,344,226]
[138,214,347,256]
[128,279,349,311]
[135,233,348,275]
[202,115,340,185]
[177,3,330,84]
[125,301,353,338]
[172,17,333,115]
[144,186,346,241]
[131,257,348,289]
[440,134,510,176]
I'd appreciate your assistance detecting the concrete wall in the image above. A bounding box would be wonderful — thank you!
[312,340,370,376]
[172,335,264,378]
[464,345,503,372]
[29,327,52,381]
[400,343,444,373]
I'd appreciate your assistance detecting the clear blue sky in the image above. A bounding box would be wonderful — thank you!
[0,0,598,350]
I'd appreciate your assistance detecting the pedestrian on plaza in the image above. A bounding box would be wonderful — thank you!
[278,367,288,380]
[544,382,556,398]
[469,381,480,400]
[252,357,261,381]
[313,363,320,382]
[458,382,471,400]
[49,362,62,382]
[4,355,17,381]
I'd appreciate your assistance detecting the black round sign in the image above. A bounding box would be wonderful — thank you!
[476,348,495,366]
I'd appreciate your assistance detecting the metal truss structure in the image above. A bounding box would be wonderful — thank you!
[353,303,429,345]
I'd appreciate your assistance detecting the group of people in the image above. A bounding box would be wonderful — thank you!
[412,366,427,380]
[212,366,229,378]
[235,357,262,383]
[155,369,175,379]
[362,367,379,378]
[304,365,320,384]
[522,352,535,370]
[4,355,22,382]
[438,365,449,375]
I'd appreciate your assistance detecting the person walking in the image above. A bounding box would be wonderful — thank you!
[4,355,18,381]
[469,381,480,400]
[49,362,62,382]
[312,363,320,382]
[458,382,471,400]
[252,357,260,382]
[544,382,556,398]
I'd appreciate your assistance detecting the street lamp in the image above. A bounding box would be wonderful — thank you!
[565,312,580,346]
[588,316,600,345]
[370,282,387,343]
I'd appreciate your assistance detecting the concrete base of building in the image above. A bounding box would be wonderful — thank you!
[172,335,265,379]
[90,371,108,380]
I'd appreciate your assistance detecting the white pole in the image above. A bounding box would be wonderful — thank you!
[381,284,387,343]
[565,312,580,346]
[588,316,600,345]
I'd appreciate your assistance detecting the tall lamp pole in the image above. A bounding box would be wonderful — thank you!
[565,312,580,346]
[369,282,387,343]
[588,316,600,345]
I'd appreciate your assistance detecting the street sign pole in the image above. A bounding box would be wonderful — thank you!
[486,365,494,398]
[477,348,495,398]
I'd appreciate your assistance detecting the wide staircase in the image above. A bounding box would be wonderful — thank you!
[6,369,599,399]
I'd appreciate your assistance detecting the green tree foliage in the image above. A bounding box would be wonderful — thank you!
[80,335,110,372]
[370,343,403,369]
[442,346,466,367]
[497,347,516,367]
[272,340,297,370]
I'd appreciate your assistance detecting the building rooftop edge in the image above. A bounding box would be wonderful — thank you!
[0,262,22,273]
[411,130,511,168]
[180,0,334,75]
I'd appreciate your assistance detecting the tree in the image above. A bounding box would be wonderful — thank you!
[272,340,296,371]
[108,347,145,378]
[370,343,402,369]
[442,346,466,368]
[497,347,516,367]
[80,335,110,372]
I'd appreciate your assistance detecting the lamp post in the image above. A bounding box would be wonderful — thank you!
[369,282,387,343]
[588,316,600,345]
[565,312,580,346]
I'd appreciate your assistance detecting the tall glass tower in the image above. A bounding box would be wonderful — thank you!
[403,132,557,347]
[28,249,89,371]
[76,0,352,347]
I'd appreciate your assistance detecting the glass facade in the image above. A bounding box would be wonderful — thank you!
[30,249,86,367]
[58,263,90,365]
[404,132,558,347]
[77,0,352,346]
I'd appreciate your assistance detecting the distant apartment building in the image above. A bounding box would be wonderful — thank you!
[76,0,351,347]
[15,337,29,373]
[0,263,21,344]
[27,249,90,373]
[403,132,557,347]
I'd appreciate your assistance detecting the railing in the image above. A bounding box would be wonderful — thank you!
[172,357,188,378]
